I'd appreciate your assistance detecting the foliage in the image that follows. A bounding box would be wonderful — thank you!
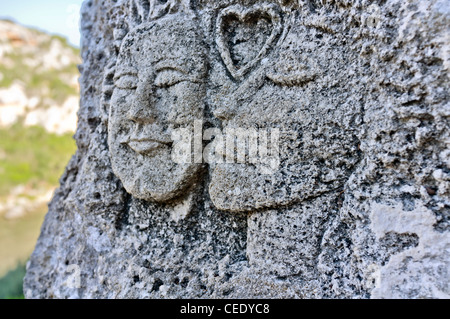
[0,53,79,105]
[0,19,80,105]
[0,124,77,197]
[0,263,26,299]
[0,20,81,298]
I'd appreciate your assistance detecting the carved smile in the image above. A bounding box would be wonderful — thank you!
[127,139,171,156]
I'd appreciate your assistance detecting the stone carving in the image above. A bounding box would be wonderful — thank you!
[104,7,207,202]
[216,3,282,80]
[103,0,361,212]
[24,0,449,299]
[129,0,192,23]
[209,13,362,212]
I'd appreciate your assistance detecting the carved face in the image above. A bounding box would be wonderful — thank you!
[209,21,363,212]
[108,16,206,202]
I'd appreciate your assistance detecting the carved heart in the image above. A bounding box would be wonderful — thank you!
[216,4,282,80]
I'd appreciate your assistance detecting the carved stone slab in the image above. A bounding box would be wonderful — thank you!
[24,0,450,299]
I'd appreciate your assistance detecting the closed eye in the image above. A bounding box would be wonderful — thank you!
[155,69,187,88]
[115,74,138,90]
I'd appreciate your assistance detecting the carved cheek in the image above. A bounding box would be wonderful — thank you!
[110,88,136,123]
[179,82,204,117]
[166,82,204,125]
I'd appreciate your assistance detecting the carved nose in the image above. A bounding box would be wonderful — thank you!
[128,86,156,124]
[213,106,235,121]
[128,102,156,124]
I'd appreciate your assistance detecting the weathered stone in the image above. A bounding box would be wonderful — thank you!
[24,0,449,299]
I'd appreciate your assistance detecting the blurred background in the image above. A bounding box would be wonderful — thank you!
[0,0,84,298]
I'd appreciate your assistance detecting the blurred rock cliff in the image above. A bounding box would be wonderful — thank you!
[0,19,80,134]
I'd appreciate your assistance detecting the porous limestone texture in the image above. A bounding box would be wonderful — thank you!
[24,0,449,299]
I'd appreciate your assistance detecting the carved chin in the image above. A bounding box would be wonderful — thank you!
[113,159,201,203]
[108,132,200,202]
[123,176,185,202]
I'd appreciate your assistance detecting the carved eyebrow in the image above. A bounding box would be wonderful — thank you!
[114,68,138,80]
[154,63,188,75]
[155,66,206,85]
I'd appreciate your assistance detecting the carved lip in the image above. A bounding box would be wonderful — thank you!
[127,138,171,156]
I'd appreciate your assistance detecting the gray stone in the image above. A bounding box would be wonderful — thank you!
[24,0,449,299]
[107,15,207,202]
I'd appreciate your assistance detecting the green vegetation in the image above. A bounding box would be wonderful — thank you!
[0,19,80,298]
[0,263,26,299]
[0,125,76,287]
[0,19,80,105]
[0,124,76,197]
[0,52,79,105]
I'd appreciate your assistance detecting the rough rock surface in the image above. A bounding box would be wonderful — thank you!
[25,0,449,299]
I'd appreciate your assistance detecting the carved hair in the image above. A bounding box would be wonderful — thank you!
[129,0,194,26]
